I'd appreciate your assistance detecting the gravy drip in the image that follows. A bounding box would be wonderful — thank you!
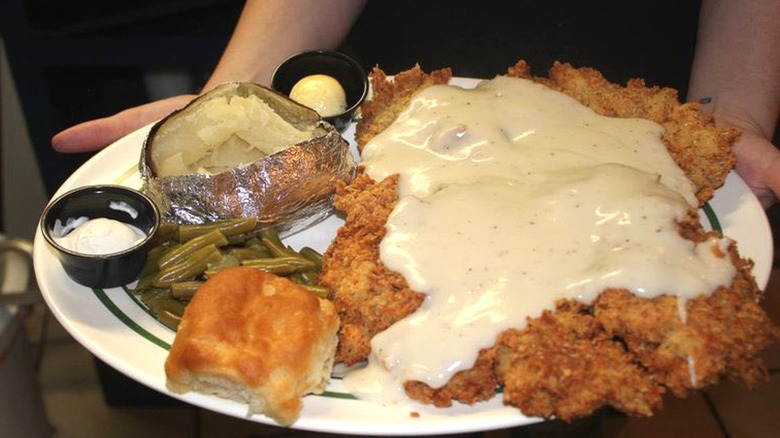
[345,76,735,404]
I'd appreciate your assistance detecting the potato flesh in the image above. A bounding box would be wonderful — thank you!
[152,94,317,176]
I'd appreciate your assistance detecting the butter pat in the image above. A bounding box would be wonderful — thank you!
[290,74,347,117]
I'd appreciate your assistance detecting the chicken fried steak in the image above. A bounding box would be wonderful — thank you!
[319,61,780,422]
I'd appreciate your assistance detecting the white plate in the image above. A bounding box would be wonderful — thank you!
[32,78,773,436]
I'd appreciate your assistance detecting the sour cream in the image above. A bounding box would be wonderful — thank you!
[345,76,736,403]
[289,74,347,117]
[54,217,146,255]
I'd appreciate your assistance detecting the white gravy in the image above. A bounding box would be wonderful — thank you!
[344,76,735,404]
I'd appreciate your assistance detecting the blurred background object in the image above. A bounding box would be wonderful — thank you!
[1,0,242,410]
[0,237,51,438]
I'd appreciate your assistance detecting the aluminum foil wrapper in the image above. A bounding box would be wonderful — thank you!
[139,83,355,236]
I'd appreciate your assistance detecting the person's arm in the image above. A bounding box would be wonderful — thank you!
[52,0,366,153]
[687,0,780,208]
[203,0,366,90]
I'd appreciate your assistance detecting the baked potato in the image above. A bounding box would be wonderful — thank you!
[140,82,355,233]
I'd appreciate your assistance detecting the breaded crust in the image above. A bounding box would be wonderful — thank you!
[533,61,738,205]
[320,172,425,365]
[495,300,665,422]
[355,64,453,151]
[320,61,779,422]
[592,240,777,397]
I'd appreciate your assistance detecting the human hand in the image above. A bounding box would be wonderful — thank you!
[51,94,196,153]
[730,127,780,209]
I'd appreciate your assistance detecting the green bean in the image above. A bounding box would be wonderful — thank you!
[241,256,316,275]
[226,232,257,246]
[229,246,272,261]
[153,298,186,331]
[158,309,182,331]
[158,229,229,270]
[132,219,332,331]
[178,217,258,242]
[299,246,324,272]
[148,222,179,247]
[243,236,263,247]
[260,227,297,257]
[134,273,157,292]
[201,269,220,279]
[153,244,223,287]
[261,238,297,258]
[160,297,186,315]
[145,242,171,263]
[139,242,177,278]
[289,272,306,285]
[207,252,239,272]
[139,288,173,309]
[170,281,204,299]
[138,286,185,330]
[296,269,319,286]
[260,225,284,245]
[249,240,274,255]
[301,284,331,299]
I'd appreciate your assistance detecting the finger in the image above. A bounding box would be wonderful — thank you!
[755,161,780,209]
[51,95,196,153]
[732,133,780,209]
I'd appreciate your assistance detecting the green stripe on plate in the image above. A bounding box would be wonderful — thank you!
[702,202,722,232]
[320,390,359,400]
[92,287,171,351]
